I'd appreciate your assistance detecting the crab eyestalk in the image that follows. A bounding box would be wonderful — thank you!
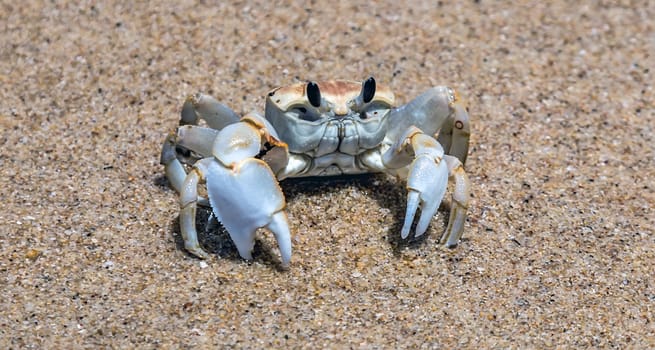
[306,81,322,108]
[352,76,377,109]
[362,76,376,103]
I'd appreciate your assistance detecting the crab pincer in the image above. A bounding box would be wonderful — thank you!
[176,114,292,267]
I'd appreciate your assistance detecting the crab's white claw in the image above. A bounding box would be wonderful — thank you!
[204,158,291,266]
[401,155,449,238]
[175,117,292,266]
[384,127,464,243]
[195,119,292,266]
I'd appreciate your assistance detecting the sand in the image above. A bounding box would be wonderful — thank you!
[1,1,653,348]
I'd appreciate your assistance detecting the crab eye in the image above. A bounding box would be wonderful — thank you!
[306,81,321,108]
[359,110,381,120]
[362,76,376,103]
[358,102,387,120]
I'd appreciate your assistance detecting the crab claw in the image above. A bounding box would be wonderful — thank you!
[383,126,468,245]
[401,153,449,239]
[204,158,292,267]
[177,117,292,267]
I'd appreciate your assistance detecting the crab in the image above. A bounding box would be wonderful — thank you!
[160,77,471,268]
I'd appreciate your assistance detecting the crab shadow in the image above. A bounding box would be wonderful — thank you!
[170,210,290,271]
[281,174,451,257]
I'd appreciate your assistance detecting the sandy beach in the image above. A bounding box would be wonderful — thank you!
[1,1,653,348]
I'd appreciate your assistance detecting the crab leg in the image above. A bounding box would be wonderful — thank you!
[161,91,237,194]
[388,86,470,164]
[437,100,470,165]
[441,155,470,247]
[179,166,210,259]
[180,93,240,130]
[160,134,188,193]
[160,126,219,192]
